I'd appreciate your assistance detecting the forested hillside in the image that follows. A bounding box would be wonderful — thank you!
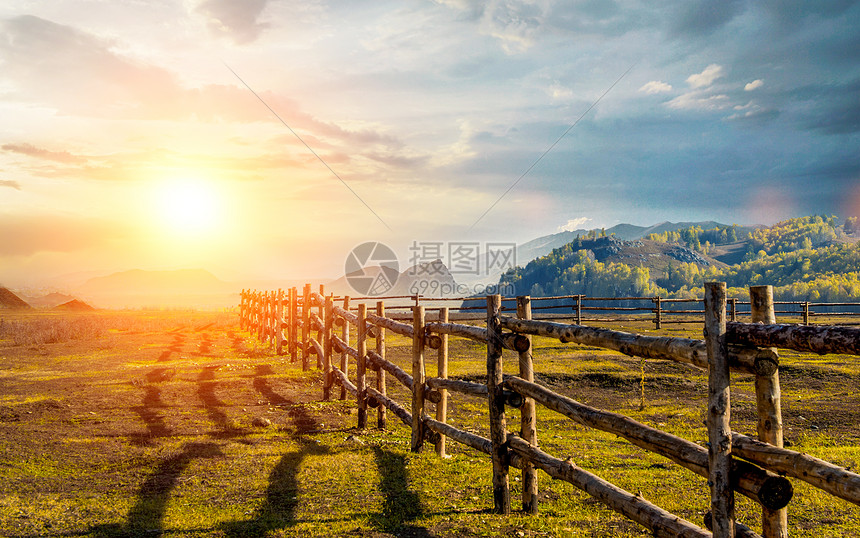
[498,216,860,301]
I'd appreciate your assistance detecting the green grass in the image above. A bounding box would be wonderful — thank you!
[1,312,860,536]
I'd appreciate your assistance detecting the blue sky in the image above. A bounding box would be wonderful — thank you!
[1,1,858,284]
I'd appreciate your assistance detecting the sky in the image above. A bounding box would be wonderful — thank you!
[1,0,859,287]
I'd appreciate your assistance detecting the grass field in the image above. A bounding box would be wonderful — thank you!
[1,309,859,537]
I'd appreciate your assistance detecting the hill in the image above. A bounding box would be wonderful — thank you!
[515,220,743,269]
[75,269,235,309]
[0,287,31,309]
[55,299,96,311]
[22,292,77,309]
[498,216,860,301]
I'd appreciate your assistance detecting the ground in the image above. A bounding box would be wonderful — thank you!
[1,310,859,537]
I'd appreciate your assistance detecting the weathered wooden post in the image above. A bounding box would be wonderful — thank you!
[376,300,387,429]
[654,296,662,330]
[317,284,325,369]
[575,295,582,325]
[276,289,285,354]
[411,304,426,452]
[487,294,511,514]
[323,296,334,401]
[517,295,538,514]
[302,284,311,371]
[704,282,734,537]
[750,285,787,538]
[435,307,449,457]
[357,303,368,429]
[802,301,810,325]
[340,296,351,400]
[729,297,738,322]
[257,291,265,342]
[289,287,298,364]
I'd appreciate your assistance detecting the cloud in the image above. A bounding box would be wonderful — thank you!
[0,180,21,190]
[558,217,591,232]
[671,0,746,37]
[194,0,271,44]
[0,213,126,256]
[666,92,730,111]
[745,79,764,91]
[639,81,673,94]
[2,143,87,164]
[686,64,725,88]
[478,0,550,53]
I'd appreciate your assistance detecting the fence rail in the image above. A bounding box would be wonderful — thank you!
[238,283,860,538]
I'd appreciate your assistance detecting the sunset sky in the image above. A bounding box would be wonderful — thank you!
[2,1,859,288]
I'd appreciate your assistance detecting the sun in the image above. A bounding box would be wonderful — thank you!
[154,177,221,238]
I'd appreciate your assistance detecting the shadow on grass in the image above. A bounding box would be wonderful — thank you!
[221,390,329,537]
[371,446,434,537]
[90,442,224,537]
[252,364,290,406]
[129,385,171,447]
[197,366,246,439]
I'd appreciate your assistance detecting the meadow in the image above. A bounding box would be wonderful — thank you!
[1,309,859,537]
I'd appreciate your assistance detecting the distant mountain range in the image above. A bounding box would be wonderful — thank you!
[515,221,746,265]
[9,218,848,309]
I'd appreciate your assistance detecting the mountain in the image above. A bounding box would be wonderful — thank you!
[0,287,31,309]
[499,216,860,302]
[516,221,736,267]
[22,292,77,309]
[55,299,96,311]
[75,269,235,309]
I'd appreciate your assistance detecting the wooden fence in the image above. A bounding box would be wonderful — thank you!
[238,283,860,538]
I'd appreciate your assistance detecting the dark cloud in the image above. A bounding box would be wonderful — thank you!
[2,143,88,164]
[0,180,21,190]
[670,0,746,37]
[195,0,271,44]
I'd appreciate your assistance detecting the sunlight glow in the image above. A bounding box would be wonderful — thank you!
[154,176,222,239]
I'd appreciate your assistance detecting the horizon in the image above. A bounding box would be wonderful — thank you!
[2,2,858,289]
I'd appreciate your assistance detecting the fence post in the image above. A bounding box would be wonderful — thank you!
[411,305,426,452]
[323,296,334,401]
[289,288,298,363]
[750,285,787,538]
[576,295,582,325]
[802,301,810,325]
[435,307,449,457]
[340,296,351,400]
[317,285,325,369]
[302,284,311,371]
[376,300,387,429]
[257,291,265,342]
[517,295,538,514]
[487,294,511,514]
[357,303,368,429]
[654,296,662,330]
[276,289,284,355]
[704,282,734,538]
[729,297,737,322]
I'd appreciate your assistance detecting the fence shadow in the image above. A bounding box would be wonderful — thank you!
[221,389,329,536]
[197,366,246,439]
[371,446,434,537]
[90,442,224,537]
